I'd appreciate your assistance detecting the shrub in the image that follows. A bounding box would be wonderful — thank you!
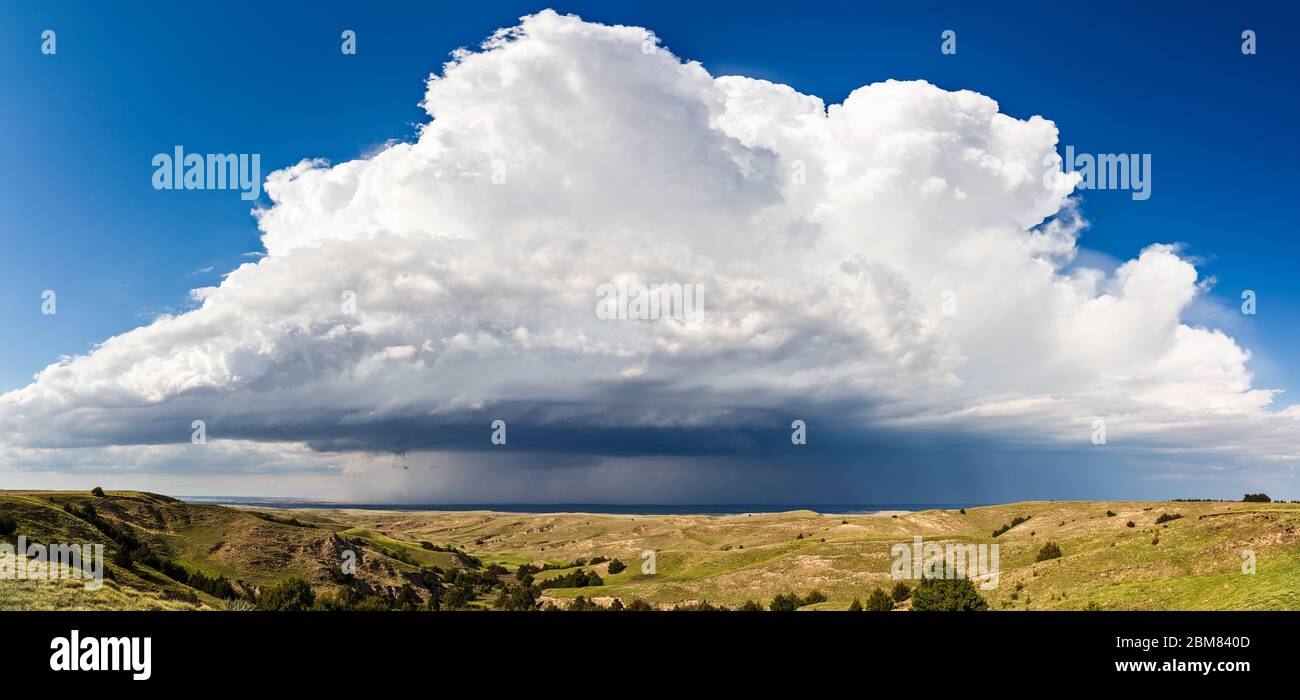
[1243,493,1271,503]
[910,577,988,611]
[1154,513,1183,524]
[891,581,912,602]
[259,577,316,611]
[739,599,764,611]
[625,599,653,611]
[111,547,132,568]
[441,585,472,609]
[1105,510,1116,517]
[991,515,1030,537]
[959,508,966,515]
[865,588,894,611]
[538,568,603,590]
[1126,521,1135,528]
[673,600,724,611]
[0,513,16,538]
[847,598,862,612]
[91,487,106,497]
[1035,541,1062,562]
[769,593,801,611]
[607,559,626,574]
[494,584,540,611]
[1083,601,1103,611]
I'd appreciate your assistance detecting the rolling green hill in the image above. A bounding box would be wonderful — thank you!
[0,490,446,610]
[2,491,1296,611]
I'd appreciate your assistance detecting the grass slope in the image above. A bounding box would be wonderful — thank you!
[3,491,1296,610]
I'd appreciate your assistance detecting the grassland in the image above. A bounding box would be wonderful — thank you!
[292,498,1300,610]
[2,490,1297,610]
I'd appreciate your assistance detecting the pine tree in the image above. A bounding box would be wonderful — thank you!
[866,588,894,611]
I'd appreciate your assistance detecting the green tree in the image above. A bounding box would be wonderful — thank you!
[1036,541,1062,561]
[494,584,539,611]
[607,559,626,574]
[740,599,764,611]
[259,577,316,611]
[846,598,863,612]
[865,588,894,611]
[91,487,106,497]
[442,585,472,608]
[910,577,988,611]
[891,581,912,602]
[769,593,801,611]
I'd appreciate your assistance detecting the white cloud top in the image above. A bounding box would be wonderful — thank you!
[2,11,1294,498]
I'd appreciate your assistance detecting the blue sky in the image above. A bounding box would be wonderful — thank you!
[1,1,1297,502]
[2,1,1296,393]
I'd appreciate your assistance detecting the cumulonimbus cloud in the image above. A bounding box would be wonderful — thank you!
[2,10,1295,495]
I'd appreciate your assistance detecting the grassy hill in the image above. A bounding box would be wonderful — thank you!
[293,499,1300,610]
[3,491,1297,610]
[0,490,447,611]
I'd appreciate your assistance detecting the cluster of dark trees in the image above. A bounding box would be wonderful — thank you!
[539,558,592,571]
[1243,493,1271,503]
[991,515,1030,537]
[494,582,541,610]
[247,511,316,528]
[140,551,238,600]
[909,577,988,611]
[257,578,316,610]
[539,568,604,589]
[494,557,627,610]
[766,589,827,611]
[545,598,729,611]
[61,500,247,599]
[1153,512,1183,524]
[59,494,463,612]
[849,581,911,611]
